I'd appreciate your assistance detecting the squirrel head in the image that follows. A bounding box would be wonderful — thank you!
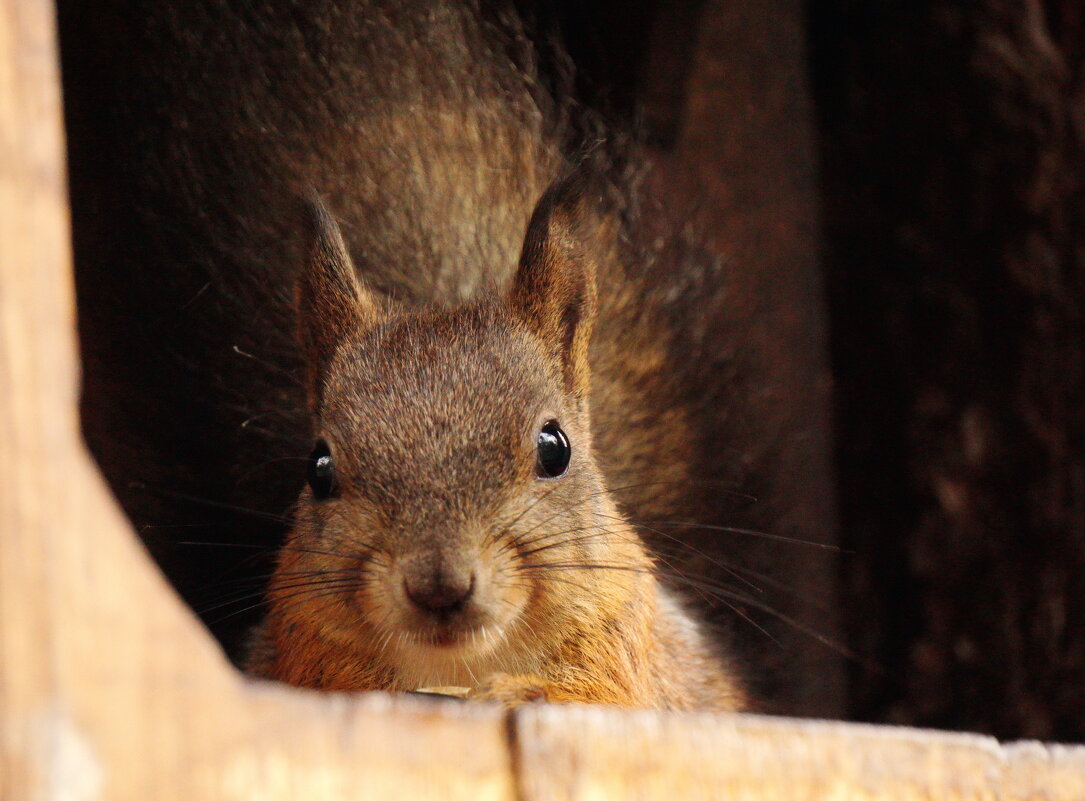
[275,179,648,686]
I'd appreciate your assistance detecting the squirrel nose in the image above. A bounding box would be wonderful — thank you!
[404,571,476,616]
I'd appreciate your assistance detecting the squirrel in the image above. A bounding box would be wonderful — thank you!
[59,0,791,712]
[243,184,746,710]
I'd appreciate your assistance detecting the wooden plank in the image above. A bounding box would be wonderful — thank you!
[513,705,1085,801]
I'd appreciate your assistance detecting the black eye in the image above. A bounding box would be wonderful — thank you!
[536,421,571,478]
[307,439,338,500]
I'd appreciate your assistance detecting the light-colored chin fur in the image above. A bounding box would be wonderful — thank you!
[386,620,537,690]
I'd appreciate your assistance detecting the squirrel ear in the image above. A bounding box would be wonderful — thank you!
[510,177,600,400]
[297,195,379,405]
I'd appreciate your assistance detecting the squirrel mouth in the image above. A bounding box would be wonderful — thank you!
[402,621,500,654]
[430,630,461,648]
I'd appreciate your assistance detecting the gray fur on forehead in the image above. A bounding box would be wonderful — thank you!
[317,302,558,486]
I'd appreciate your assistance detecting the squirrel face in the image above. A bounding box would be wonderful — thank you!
[267,182,652,687]
[304,306,596,661]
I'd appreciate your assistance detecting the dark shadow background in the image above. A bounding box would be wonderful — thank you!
[808,1,1085,740]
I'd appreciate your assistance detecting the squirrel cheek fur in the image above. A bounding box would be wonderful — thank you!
[244,187,745,711]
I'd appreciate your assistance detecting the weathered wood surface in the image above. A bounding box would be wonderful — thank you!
[515,706,1085,801]
[3,0,1085,799]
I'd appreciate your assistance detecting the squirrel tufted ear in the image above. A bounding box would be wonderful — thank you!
[509,176,600,401]
[297,194,380,406]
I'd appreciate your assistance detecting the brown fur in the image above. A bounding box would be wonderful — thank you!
[245,184,744,710]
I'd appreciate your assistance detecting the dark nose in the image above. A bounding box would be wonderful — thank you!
[404,570,475,616]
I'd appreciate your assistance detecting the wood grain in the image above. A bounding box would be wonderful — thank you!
[513,705,1085,801]
[1,0,1084,799]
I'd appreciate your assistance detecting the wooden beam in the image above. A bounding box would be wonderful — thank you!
[513,705,1085,801]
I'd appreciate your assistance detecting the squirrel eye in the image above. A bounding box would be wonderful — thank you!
[307,439,338,500]
[536,421,571,478]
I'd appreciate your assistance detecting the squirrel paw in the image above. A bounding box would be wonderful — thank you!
[470,673,553,706]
